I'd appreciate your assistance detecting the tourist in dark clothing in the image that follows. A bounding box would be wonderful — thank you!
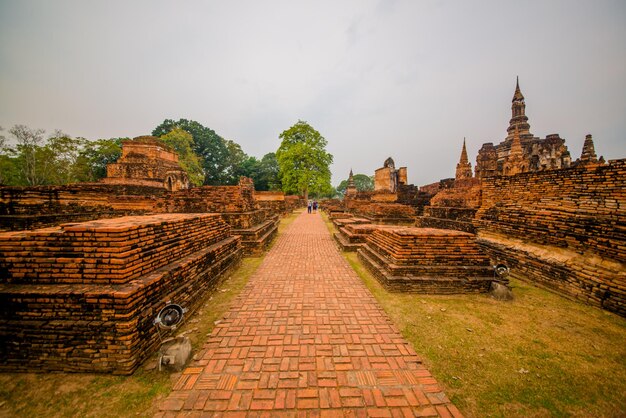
[313,201,318,213]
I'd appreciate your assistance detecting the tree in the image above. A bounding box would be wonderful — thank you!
[153,119,228,185]
[160,128,204,186]
[0,127,19,185]
[74,138,124,182]
[276,120,333,200]
[43,130,85,185]
[9,124,46,185]
[336,174,374,196]
[258,152,281,191]
[223,140,248,184]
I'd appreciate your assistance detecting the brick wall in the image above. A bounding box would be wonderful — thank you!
[476,160,625,262]
[0,214,242,374]
[475,159,626,316]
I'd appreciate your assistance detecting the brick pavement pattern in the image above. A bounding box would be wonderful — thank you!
[157,211,462,417]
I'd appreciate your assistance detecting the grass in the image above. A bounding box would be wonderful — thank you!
[0,210,301,418]
[323,213,626,418]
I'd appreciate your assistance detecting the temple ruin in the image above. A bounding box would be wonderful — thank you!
[0,136,297,373]
[336,79,624,316]
[475,78,572,178]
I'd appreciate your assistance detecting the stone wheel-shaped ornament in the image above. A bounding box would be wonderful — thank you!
[154,304,185,330]
[494,264,510,278]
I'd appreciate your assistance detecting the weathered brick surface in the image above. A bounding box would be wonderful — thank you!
[159,211,459,417]
[0,184,164,230]
[255,191,288,216]
[0,178,279,254]
[333,223,395,252]
[359,227,494,293]
[0,214,231,285]
[476,159,626,316]
[0,214,242,374]
[416,178,481,233]
[354,203,416,225]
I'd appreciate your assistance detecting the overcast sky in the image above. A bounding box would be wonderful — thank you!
[1,0,624,186]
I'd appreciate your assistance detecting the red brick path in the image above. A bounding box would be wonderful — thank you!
[157,211,461,417]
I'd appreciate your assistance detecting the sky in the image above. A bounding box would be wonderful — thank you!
[1,0,625,187]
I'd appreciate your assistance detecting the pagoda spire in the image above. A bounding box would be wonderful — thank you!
[460,137,469,164]
[579,134,598,163]
[507,76,531,140]
[345,168,357,197]
[455,138,473,180]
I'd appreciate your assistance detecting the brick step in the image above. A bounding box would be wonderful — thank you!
[0,214,231,285]
[0,235,242,374]
[358,245,493,294]
[234,219,279,255]
[333,231,361,252]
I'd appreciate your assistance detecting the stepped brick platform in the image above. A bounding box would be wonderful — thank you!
[0,214,242,374]
[355,203,416,225]
[162,178,279,255]
[334,223,395,252]
[157,211,460,417]
[358,227,494,293]
[332,216,369,229]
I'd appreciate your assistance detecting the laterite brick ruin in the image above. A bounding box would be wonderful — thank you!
[0,78,623,379]
[0,213,242,374]
[335,79,624,314]
[0,137,296,373]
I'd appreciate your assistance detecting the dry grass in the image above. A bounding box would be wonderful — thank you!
[0,210,301,418]
[323,214,626,417]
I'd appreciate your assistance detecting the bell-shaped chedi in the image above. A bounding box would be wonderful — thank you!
[102,136,190,191]
[345,168,358,197]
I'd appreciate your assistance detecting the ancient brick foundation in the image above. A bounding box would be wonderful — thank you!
[254,191,288,216]
[0,214,242,374]
[358,227,495,293]
[333,222,394,252]
[0,184,164,231]
[416,178,481,233]
[475,159,625,316]
[0,179,279,255]
[354,203,416,225]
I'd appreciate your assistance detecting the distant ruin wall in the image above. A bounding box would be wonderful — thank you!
[475,159,625,316]
[0,184,163,231]
[476,160,625,261]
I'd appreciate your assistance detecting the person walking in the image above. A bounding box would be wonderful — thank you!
[307,200,312,214]
[313,200,318,213]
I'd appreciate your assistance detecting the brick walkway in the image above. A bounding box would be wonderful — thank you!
[157,211,461,417]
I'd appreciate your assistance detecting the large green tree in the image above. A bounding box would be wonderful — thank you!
[74,138,124,182]
[153,118,229,185]
[276,121,333,200]
[160,128,204,186]
[336,174,374,196]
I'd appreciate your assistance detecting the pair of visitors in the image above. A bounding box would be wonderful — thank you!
[307,200,312,214]
[313,201,318,213]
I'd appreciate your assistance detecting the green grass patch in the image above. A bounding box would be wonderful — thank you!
[0,210,300,418]
[343,242,626,417]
